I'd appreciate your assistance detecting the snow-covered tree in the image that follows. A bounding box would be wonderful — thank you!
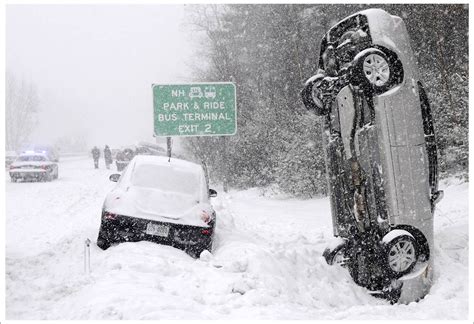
[5,72,40,151]
[183,4,468,196]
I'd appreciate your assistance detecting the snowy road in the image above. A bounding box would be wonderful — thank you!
[5,157,469,319]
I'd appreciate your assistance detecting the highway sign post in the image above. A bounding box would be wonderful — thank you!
[152,82,237,137]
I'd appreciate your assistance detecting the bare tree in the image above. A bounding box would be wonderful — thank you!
[5,72,39,151]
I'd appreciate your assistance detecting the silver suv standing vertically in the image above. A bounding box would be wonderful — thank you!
[301,9,443,303]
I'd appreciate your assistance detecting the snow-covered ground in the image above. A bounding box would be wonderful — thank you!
[5,156,469,319]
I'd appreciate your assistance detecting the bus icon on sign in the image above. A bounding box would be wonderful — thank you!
[204,86,217,99]
[189,87,203,99]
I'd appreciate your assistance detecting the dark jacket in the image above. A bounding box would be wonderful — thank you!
[92,147,100,160]
[104,146,112,163]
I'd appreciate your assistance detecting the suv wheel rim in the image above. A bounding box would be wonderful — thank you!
[363,54,390,86]
[388,239,416,273]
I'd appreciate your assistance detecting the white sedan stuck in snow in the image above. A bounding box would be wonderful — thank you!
[96,155,217,257]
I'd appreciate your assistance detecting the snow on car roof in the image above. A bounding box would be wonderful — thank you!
[119,155,207,199]
[19,152,48,157]
[130,155,203,173]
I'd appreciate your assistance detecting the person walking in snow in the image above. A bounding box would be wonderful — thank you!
[91,146,100,169]
[104,145,112,170]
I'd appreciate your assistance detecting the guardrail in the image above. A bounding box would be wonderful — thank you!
[59,152,89,157]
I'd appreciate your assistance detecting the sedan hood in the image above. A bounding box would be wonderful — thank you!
[104,186,212,227]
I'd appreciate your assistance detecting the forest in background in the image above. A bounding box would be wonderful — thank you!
[182,4,469,197]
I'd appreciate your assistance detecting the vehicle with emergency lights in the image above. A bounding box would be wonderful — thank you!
[9,152,59,182]
[20,145,59,162]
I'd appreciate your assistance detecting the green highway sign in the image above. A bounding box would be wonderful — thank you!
[152,82,237,137]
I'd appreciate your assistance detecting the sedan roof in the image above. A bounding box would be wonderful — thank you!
[130,155,203,173]
[19,152,48,157]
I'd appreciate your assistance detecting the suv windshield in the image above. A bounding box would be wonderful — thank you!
[19,155,46,162]
[131,163,200,195]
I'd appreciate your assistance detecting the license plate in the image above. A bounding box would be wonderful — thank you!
[145,223,169,237]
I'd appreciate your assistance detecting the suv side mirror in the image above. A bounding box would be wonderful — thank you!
[209,188,217,198]
[109,174,121,182]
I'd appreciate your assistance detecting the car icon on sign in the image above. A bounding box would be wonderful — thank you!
[189,87,203,99]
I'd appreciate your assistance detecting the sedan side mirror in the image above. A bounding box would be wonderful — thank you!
[109,173,121,182]
[209,188,217,198]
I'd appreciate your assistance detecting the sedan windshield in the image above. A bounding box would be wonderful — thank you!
[19,155,46,162]
[130,163,201,195]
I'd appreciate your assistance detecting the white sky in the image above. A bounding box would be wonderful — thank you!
[6,4,196,149]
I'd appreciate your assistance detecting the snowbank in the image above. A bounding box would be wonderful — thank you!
[5,158,469,319]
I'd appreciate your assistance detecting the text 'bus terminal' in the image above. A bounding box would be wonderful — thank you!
[153,83,236,137]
